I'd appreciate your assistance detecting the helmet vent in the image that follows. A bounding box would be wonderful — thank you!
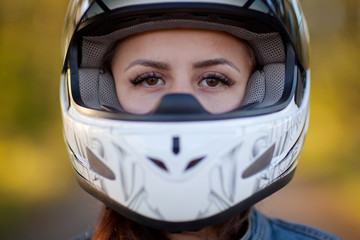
[172,136,180,155]
[148,157,168,172]
[242,144,275,178]
[185,157,205,171]
[86,147,116,180]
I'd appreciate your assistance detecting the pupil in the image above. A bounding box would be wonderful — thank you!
[146,78,158,85]
[206,79,218,87]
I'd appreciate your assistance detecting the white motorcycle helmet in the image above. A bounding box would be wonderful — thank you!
[61,0,310,231]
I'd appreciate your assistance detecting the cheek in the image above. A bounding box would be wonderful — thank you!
[119,97,155,114]
[197,84,247,114]
[115,83,165,114]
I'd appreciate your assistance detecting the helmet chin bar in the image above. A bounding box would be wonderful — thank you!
[66,116,307,232]
[76,166,296,232]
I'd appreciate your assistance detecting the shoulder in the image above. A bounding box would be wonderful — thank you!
[245,209,341,240]
[268,217,341,240]
[70,230,92,240]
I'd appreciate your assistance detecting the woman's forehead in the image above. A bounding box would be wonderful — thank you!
[113,28,250,61]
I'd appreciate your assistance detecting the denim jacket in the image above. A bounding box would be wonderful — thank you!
[242,209,341,240]
[72,209,341,240]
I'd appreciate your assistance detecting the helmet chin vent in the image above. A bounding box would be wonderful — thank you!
[242,144,275,178]
[86,147,116,180]
[172,136,180,155]
[185,157,205,171]
[148,157,168,172]
[152,94,209,114]
[147,156,206,173]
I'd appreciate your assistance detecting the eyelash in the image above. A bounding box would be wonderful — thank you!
[129,72,163,85]
[129,72,234,87]
[200,73,234,86]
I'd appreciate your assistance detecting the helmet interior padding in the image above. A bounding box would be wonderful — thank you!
[76,19,286,112]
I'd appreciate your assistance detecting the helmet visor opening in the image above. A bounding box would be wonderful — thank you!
[65,1,299,121]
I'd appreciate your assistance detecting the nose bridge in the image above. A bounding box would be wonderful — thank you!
[168,73,194,94]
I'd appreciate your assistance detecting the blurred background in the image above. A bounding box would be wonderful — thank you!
[0,0,359,239]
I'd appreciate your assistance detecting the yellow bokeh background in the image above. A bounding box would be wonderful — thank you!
[0,0,359,239]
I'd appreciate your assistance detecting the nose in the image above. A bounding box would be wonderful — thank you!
[153,74,209,114]
[167,76,195,95]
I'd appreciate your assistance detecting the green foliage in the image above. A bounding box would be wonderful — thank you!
[0,0,71,236]
[0,0,67,137]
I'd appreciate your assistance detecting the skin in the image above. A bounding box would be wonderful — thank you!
[111,29,253,114]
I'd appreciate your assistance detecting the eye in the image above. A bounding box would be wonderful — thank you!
[144,77,164,86]
[198,73,234,88]
[130,72,165,86]
[199,78,222,87]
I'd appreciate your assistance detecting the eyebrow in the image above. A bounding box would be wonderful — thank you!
[193,58,241,72]
[124,57,240,72]
[124,59,170,71]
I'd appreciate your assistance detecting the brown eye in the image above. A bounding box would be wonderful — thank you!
[205,79,220,87]
[199,78,223,87]
[145,78,161,86]
[199,73,234,88]
[130,72,165,87]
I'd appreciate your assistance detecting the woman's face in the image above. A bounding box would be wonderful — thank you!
[111,29,253,114]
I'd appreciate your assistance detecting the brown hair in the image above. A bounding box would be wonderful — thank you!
[242,40,258,73]
[102,43,118,74]
[92,206,250,240]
